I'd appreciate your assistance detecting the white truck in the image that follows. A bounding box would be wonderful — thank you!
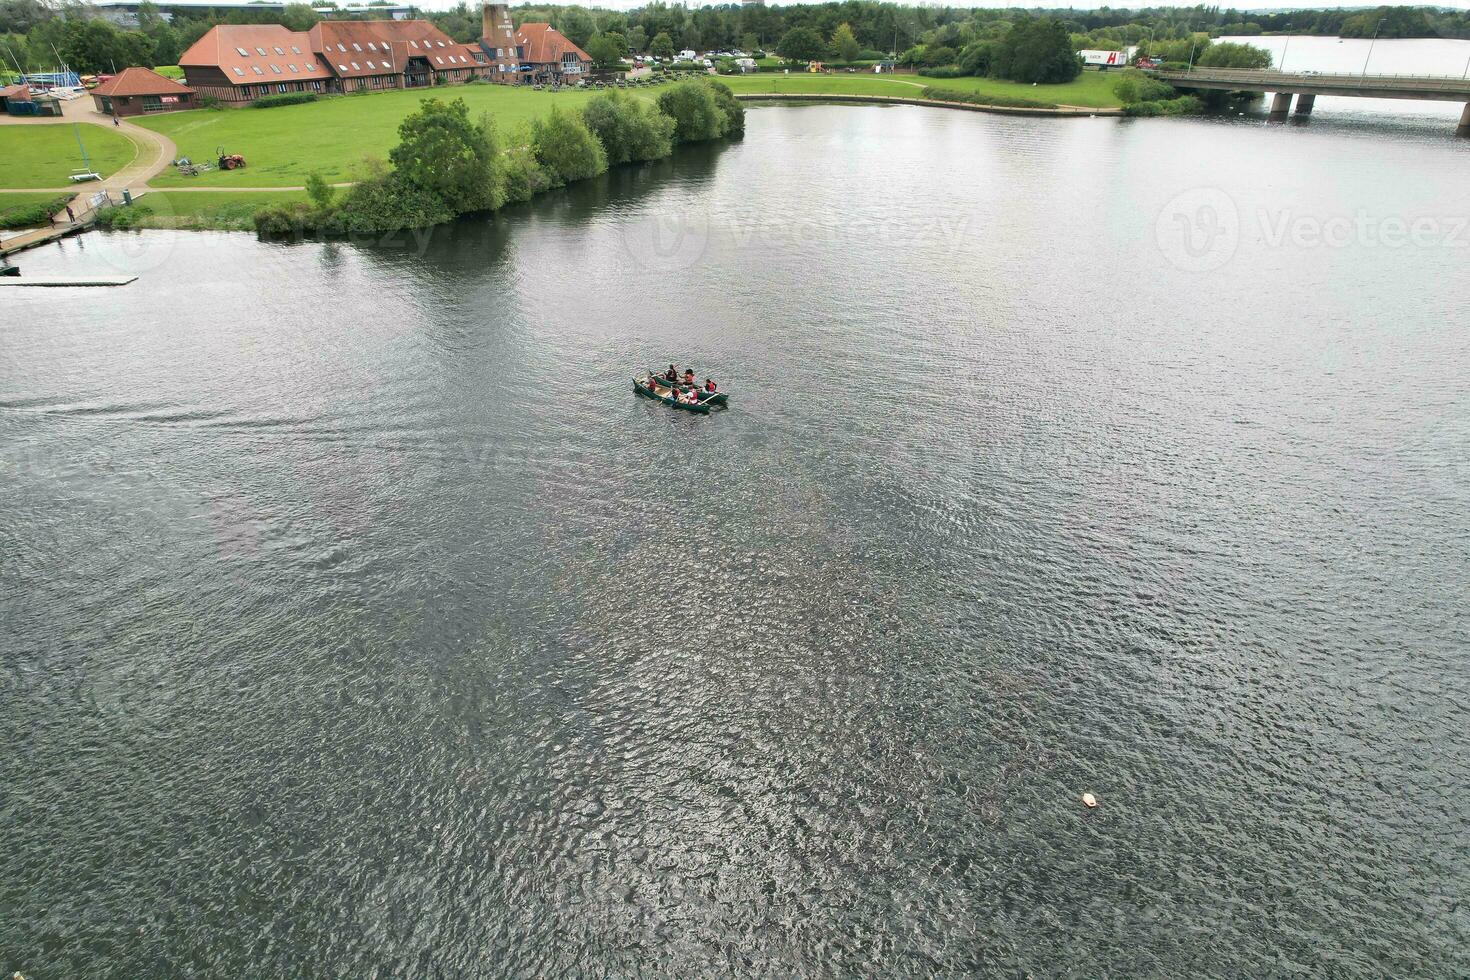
[1078,48,1134,69]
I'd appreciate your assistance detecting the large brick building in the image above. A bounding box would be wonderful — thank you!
[90,66,196,116]
[178,4,591,102]
[179,18,490,102]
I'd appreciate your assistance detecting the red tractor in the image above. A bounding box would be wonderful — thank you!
[217,146,247,170]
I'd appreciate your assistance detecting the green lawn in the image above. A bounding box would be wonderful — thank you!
[138,85,614,188]
[0,123,141,188]
[723,70,1122,108]
[134,189,308,228]
[0,191,73,229]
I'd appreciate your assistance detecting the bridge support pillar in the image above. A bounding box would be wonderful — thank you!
[1269,92,1293,119]
[1294,94,1315,116]
[1459,102,1470,137]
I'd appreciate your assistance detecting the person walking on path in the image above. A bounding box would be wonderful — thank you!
[65,205,76,223]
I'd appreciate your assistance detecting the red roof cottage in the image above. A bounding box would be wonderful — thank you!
[514,23,591,84]
[90,67,195,116]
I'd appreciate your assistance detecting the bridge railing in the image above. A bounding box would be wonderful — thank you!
[1150,67,1470,93]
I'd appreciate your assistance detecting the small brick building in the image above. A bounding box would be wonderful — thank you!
[91,67,196,116]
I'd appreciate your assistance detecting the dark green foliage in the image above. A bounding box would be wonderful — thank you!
[775,26,823,62]
[581,91,676,165]
[1113,69,1175,105]
[704,78,745,138]
[389,97,504,213]
[958,40,995,76]
[649,31,674,59]
[920,86,1058,110]
[333,171,453,234]
[0,194,69,230]
[249,92,317,108]
[656,80,727,142]
[531,107,608,186]
[917,65,967,78]
[1195,41,1273,69]
[94,202,154,230]
[1122,95,1205,117]
[992,18,1080,84]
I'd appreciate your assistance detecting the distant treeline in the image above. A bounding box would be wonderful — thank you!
[2,2,1465,78]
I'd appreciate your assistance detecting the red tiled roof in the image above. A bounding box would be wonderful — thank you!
[310,20,470,77]
[515,23,590,66]
[91,67,194,97]
[180,24,328,86]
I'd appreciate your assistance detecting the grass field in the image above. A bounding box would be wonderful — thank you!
[0,191,72,229]
[724,71,1123,108]
[0,123,141,188]
[133,189,309,228]
[138,85,610,188]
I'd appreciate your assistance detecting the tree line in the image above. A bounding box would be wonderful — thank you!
[253,77,744,236]
[3,1,1464,78]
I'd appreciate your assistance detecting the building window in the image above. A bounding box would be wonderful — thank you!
[291,45,301,54]
[288,64,299,72]
[232,66,245,76]
[367,42,376,51]
[338,64,348,71]
[350,62,360,70]
[273,46,284,55]
[269,64,282,74]
[352,43,362,52]
[305,63,316,72]
[255,47,266,56]
[252,65,264,75]
[366,61,375,69]
[236,47,249,57]
[337,43,346,52]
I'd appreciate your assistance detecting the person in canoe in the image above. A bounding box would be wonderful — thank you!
[682,368,696,387]
[704,378,717,394]
[664,364,679,383]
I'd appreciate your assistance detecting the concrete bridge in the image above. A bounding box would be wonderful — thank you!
[1150,67,1470,134]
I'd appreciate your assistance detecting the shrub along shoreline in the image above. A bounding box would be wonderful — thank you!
[253,78,744,238]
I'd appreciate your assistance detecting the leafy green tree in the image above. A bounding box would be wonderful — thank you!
[500,123,550,204]
[389,97,504,214]
[1113,68,1174,104]
[656,79,726,142]
[991,18,1080,84]
[776,26,823,62]
[305,171,335,208]
[705,77,744,137]
[958,40,994,76]
[1196,42,1272,69]
[557,8,595,48]
[281,3,320,32]
[650,31,674,60]
[581,90,676,164]
[680,24,701,52]
[739,32,758,53]
[626,25,646,52]
[831,22,859,62]
[335,171,453,235]
[585,32,623,68]
[532,107,608,186]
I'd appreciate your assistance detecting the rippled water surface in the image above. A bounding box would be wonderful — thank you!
[3,106,1468,976]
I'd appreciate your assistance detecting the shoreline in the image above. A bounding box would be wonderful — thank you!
[735,92,1123,118]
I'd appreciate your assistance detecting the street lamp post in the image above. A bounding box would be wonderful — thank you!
[1361,18,1384,78]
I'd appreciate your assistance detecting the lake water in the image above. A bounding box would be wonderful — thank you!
[1222,34,1470,123]
[3,99,1468,975]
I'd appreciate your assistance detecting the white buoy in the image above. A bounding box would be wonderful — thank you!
[1082,792,1098,808]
